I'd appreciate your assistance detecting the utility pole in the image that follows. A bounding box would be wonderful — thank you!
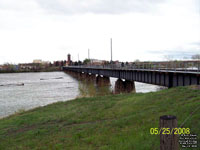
[88,49,90,60]
[78,53,79,62]
[111,38,113,63]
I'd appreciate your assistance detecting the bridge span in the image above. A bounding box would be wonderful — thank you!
[63,65,200,89]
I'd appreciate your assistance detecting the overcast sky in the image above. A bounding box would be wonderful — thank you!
[0,0,199,64]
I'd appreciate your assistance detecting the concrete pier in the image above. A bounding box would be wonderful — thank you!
[65,70,135,94]
[115,79,135,94]
[86,74,96,82]
[77,72,83,80]
[124,80,135,93]
[96,75,110,86]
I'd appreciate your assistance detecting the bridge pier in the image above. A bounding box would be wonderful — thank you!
[77,72,85,80]
[96,75,110,86]
[115,79,124,94]
[67,70,76,78]
[65,71,83,80]
[85,74,96,82]
[77,73,96,82]
[124,80,136,93]
[115,79,135,94]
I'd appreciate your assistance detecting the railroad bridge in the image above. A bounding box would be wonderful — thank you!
[63,65,200,93]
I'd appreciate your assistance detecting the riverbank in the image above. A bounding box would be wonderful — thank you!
[0,66,61,73]
[0,86,199,149]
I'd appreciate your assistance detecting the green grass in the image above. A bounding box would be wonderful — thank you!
[0,86,200,150]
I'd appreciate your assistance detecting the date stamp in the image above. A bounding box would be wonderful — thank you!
[179,134,198,148]
[150,128,190,135]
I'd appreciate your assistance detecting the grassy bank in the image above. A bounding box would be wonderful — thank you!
[0,86,199,150]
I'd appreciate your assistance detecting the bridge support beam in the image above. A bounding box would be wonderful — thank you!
[65,71,96,82]
[96,75,110,86]
[115,79,135,94]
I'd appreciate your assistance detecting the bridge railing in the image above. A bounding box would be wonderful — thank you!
[66,61,200,73]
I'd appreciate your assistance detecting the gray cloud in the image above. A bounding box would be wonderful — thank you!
[35,0,166,15]
[147,41,200,59]
[147,49,200,60]
[148,50,199,54]
[190,42,200,46]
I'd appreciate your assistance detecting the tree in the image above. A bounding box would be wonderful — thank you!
[83,59,90,65]
[63,60,67,66]
[54,61,59,66]
[61,61,64,66]
[78,61,82,65]
[74,61,78,66]
[121,62,124,67]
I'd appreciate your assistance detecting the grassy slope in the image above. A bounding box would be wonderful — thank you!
[0,86,199,150]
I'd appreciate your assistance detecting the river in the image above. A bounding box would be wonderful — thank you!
[0,72,164,118]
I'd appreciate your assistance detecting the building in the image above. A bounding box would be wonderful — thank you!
[90,59,107,65]
[66,54,71,66]
[33,59,42,64]
[19,63,41,71]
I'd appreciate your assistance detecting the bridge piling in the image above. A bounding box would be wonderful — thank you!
[115,79,124,94]
[124,80,136,93]
[85,74,96,82]
[115,79,135,94]
[96,75,110,86]
[76,72,83,80]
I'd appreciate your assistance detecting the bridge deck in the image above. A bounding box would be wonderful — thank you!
[63,66,200,88]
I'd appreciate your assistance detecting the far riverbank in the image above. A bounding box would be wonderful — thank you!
[0,66,61,74]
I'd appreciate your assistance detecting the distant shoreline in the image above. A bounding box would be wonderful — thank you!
[0,67,61,74]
